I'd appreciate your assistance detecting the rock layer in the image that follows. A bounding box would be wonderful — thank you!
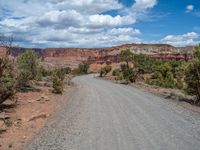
[0,43,194,68]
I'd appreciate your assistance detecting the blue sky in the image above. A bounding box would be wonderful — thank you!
[0,0,200,48]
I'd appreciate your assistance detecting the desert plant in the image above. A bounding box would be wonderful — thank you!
[0,60,16,104]
[119,49,139,83]
[0,35,16,104]
[52,73,63,94]
[120,49,134,68]
[38,65,52,77]
[16,49,39,87]
[100,65,112,77]
[185,44,200,104]
[52,69,65,94]
[78,61,89,74]
[71,68,81,75]
[120,64,139,83]
[133,54,155,74]
[112,68,121,76]
[55,68,66,80]
[64,67,71,74]
[149,62,176,88]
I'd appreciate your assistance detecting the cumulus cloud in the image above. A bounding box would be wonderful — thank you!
[186,5,194,12]
[133,0,157,10]
[0,0,157,48]
[161,32,200,47]
[37,10,83,28]
[109,28,141,35]
[88,15,135,28]
[55,0,122,13]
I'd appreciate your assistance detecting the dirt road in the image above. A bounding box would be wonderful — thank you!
[26,75,200,150]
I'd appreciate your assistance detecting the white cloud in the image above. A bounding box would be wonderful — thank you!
[55,0,122,13]
[161,32,200,47]
[0,0,157,48]
[88,15,135,28]
[133,0,157,10]
[110,28,141,35]
[186,5,194,12]
[37,10,83,28]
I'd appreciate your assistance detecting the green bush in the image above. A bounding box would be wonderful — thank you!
[150,62,176,88]
[133,54,155,73]
[38,66,52,77]
[112,68,121,76]
[120,49,134,68]
[119,49,139,83]
[52,68,66,94]
[78,61,89,74]
[165,72,175,88]
[120,64,138,83]
[16,49,39,87]
[100,66,112,77]
[0,35,16,104]
[185,44,200,104]
[71,68,81,75]
[0,59,16,104]
[52,73,63,94]
[64,67,71,74]
[55,68,66,80]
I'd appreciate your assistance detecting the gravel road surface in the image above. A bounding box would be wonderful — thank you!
[26,75,200,150]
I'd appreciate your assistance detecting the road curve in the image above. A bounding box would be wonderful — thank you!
[26,75,200,150]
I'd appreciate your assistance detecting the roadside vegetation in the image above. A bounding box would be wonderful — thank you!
[0,40,73,105]
[0,43,89,105]
[0,35,16,104]
[100,45,200,105]
[71,61,89,75]
[100,65,112,77]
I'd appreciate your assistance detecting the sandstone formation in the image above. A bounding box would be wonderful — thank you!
[0,43,195,69]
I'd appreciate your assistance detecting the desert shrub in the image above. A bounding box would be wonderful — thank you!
[38,65,52,77]
[165,72,176,88]
[169,61,187,89]
[185,44,200,104]
[16,49,39,87]
[64,67,71,74]
[71,68,80,75]
[52,68,65,94]
[133,54,155,74]
[0,34,16,104]
[0,58,16,104]
[54,68,65,80]
[100,65,112,77]
[35,66,43,81]
[112,68,121,76]
[149,62,176,88]
[35,65,53,81]
[104,66,112,73]
[120,49,134,68]
[120,64,139,83]
[78,61,89,74]
[52,73,63,94]
[119,49,140,83]
[147,60,187,89]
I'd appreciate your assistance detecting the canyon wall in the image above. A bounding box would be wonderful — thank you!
[0,43,194,69]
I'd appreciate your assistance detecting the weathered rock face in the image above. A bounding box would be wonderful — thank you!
[87,44,194,65]
[0,43,195,69]
[43,48,99,60]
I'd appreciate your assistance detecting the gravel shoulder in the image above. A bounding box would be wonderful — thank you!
[26,74,200,150]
